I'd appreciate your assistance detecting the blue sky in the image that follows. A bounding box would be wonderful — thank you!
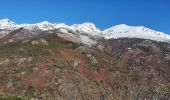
[0,0,170,34]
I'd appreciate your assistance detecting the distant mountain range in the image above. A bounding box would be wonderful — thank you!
[1,18,170,42]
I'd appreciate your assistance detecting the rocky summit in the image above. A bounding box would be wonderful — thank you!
[0,19,170,100]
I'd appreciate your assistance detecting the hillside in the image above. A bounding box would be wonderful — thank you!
[0,31,169,99]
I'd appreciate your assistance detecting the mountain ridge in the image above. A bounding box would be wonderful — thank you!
[0,18,170,42]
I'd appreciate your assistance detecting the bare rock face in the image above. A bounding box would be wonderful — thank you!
[0,59,9,65]
[31,40,39,45]
[165,54,170,60]
[41,39,49,46]
[87,54,98,65]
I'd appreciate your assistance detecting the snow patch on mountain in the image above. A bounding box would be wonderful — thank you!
[0,30,11,38]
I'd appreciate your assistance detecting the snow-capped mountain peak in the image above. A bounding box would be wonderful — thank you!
[0,18,17,30]
[114,24,129,27]
[0,18,12,23]
[102,24,170,42]
[70,22,101,36]
[18,21,55,31]
[35,21,52,25]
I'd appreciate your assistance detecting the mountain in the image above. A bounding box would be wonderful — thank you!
[70,23,102,36]
[102,24,170,42]
[1,19,170,43]
[0,19,101,36]
[0,33,169,100]
[0,18,170,99]
[0,19,18,30]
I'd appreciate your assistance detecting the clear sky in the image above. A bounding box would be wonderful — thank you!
[0,0,169,34]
